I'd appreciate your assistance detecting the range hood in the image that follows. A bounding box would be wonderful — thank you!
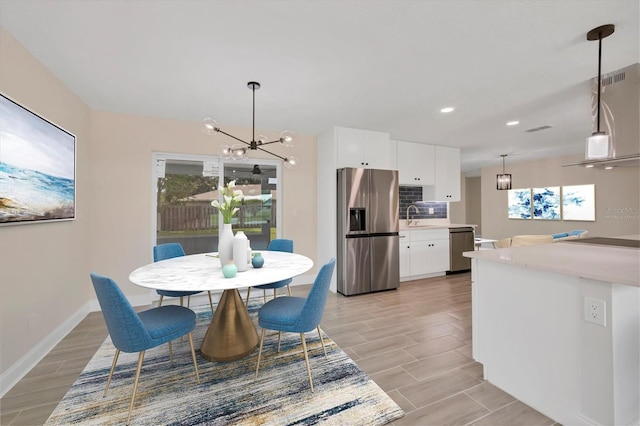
[564,63,640,169]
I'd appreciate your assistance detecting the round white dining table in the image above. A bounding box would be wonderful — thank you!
[129,251,313,362]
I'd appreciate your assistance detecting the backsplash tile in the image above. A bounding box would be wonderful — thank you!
[399,186,448,219]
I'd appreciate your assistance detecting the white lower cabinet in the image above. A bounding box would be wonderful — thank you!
[400,229,450,280]
[399,231,411,277]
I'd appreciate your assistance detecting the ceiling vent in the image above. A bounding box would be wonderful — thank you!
[601,70,625,87]
[525,125,553,133]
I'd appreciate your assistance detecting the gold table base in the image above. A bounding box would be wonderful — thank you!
[200,289,259,362]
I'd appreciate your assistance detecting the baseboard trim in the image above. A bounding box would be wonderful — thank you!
[0,302,91,398]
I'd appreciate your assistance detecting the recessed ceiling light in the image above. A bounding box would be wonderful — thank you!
[440,107,454,113]
[585,164,595,168]
[604,166,615,170]
[506,121,520,126]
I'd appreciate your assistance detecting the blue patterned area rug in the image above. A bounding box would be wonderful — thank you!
[45,299,404,425]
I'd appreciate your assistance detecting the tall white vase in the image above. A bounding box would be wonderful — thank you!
[233,231,248,272]
[218,223,234,267]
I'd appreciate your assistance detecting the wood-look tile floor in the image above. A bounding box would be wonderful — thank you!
[1,273,558,425]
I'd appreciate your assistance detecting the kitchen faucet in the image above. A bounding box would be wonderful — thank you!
[406,204,419,226]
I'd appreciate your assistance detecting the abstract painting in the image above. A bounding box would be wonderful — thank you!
[0,94,76,225]
[508,188,532,219]
[533,187,561,220]
[562,184,595,221]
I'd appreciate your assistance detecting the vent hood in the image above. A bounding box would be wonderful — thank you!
[564,63,640,169]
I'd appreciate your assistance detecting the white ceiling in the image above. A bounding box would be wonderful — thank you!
[1,1,638,175]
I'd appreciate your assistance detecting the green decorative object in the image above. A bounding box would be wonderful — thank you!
[222,262,237,278]
[252,252,264,268]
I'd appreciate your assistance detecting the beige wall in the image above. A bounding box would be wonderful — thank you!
[0,28,318,383]
[0,29,92,379]
[89,112,318,296]
[465,177,482,235]
[480,155,640,239]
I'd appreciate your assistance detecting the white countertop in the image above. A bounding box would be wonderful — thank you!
[464,236,640,287]
[399,222,477,231]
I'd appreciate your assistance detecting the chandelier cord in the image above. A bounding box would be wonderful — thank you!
[596,31,602,133]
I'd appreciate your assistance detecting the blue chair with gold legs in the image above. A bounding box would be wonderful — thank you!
[154,243,214,312]
[245,239,293,305]
[254,258,335,392]
[90,272,200,425]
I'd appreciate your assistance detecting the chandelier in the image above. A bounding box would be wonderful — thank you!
[202,81,299,169]
[496,154,512,190]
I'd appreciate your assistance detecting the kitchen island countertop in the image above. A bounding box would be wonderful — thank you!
[464,234,640,287]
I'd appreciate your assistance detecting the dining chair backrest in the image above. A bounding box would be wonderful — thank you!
[153,242,186,262]
[294,258,335,332]
[90,272,153,353]
[268,239,293,253]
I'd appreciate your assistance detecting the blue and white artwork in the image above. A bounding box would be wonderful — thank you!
[0,94,76,225]
[508,188,532,219]
[533,187,560,220]
[562,184,595,221]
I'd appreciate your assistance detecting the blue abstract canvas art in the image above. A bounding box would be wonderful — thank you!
[533,187,560,220]
[562,184,595,221]
[508,188,532,219]
[0,94,76,225]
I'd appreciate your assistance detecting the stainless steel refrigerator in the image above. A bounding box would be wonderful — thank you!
[337,168,400,296]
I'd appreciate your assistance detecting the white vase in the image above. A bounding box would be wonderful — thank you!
[233,231,248,272]
[218,223,234,267]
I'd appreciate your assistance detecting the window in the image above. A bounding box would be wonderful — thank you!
[152,153,281,254]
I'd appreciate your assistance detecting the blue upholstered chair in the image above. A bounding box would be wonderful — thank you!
[154,243,214,312]
[254,258,335,392]
[90,272,200,425]
[245,239,294,305]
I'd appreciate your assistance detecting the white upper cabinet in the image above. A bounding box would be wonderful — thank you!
[336,127,395,169]
[423,145,461,201]
[396,141,435,185]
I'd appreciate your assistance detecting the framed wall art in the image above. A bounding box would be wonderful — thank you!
[508,188,532,219]
[562,184,595,221]
[0,93,76,225]
[533,187,561,220]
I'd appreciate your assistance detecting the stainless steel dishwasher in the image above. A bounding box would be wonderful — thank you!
[448,227,474,273]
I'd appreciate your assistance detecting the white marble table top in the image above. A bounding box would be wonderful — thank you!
[129,251,314,292]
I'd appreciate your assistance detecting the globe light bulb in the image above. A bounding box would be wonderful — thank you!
[280,130,295,148]
[284,156,299,169]
[202,117,219,135]
[231,144,249,161]
[257,135,269,145]
[218,144,232,159]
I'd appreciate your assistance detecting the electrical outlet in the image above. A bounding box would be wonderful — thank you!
[584,297,606,327]
[428,207,434,214]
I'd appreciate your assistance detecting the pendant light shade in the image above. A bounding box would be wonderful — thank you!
[585,24,614,160]
[496,154,512,190]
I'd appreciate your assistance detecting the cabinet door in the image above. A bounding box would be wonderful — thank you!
[399,232,411,278]
[434,146,460,201]
[409,240,434,275]
[397,141,435,185]
[429,239,451,272]
[364,130,394,170]
[409,229,450,275]
[336,127,366,168]
[336,127,392,169]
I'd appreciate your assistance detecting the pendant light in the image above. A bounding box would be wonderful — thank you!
[202,82,299,169]
[585,24,615,160]
[496,154,512,190]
